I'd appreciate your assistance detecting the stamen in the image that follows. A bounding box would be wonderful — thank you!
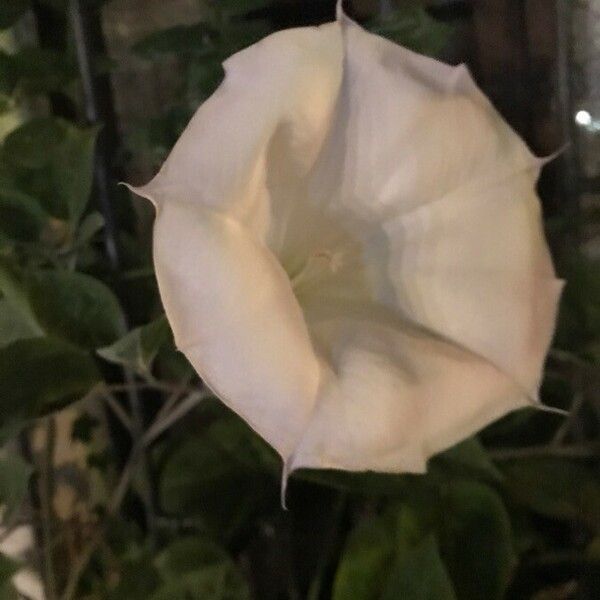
[290,249,344,288]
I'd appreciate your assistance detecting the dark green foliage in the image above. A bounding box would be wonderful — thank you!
[24,269,126,348]
[127,2,275,167]
[0,453,32,521]
[0,0,29,30]
[380,536,456,600]
[330,479,515,600]
[555,256,600,360]
[367,6,452,56]
[0,337,99,437]
[0,188,49,243]
[502,458,600,531]
[2,118,98,224]
[0,47,77,96]
[0,554,20,599]
[98,315,172,376]
[332,515,396,600]
[0,261,126,349]
[218,0,274,17]
[132,23,218,59]
[97,537,250,600]
[0,298,39,347]
[150,538,251,600]
[159,410,279,540]
[3,118,66,169]
[439,481,516,600]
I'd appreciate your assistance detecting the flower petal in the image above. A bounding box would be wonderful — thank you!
[153,202,321,458]
[132,23,343,241]
[288,307,527,473]
[380,170,564,394]
[305,13,561,398]
[284,10,562,471]
[133,23,348,460]
[310,16,538,220]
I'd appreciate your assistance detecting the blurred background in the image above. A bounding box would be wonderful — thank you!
[0,1,599,599]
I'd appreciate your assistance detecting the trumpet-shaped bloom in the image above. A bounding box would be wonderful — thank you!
[129,4,562,480]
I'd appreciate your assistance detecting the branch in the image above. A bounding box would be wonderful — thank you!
[60,384,207,600]
[143,391,207,446]
[490,441,600,461]
[106,381,194,394]
[101,390,133,432]
[39,417,58,600]
[122,370,158,543]
[60,446,140,600]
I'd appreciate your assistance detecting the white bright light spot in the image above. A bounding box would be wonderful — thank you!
[575,110,592,126]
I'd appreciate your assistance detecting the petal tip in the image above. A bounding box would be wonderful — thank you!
[280,460,291,510]
[536,143,569,167]
[121,181,160,209]
[530,399,569,417]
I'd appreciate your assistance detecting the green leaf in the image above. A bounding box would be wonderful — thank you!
[97,315,171,376]
[0,337,99,438]
[219,0,273,16]
[3,118,66,169]
[104,545,160,600]
[0,47,76,96]
[332,517,395,600]
[295,468,430,497]
[159,412,277,539]
[0,452,32,519]
[0,260,41,334]
[74,211,104,247]
[132,23,217,59]
[439,481,516,600]
[0,262,126,349]
[52,123,99,225]
[380,535,456,600]
[155,537,230,576]
[220,20,272,53]
[333,501,453,600]
[0,554,19,596]
[393,504,426,552]
[0,298,40,348]
[27,270,125,348]
[151,538,250,600]
[0,188,49,242]
[502,458,600,531]
[186,59,225,103]
[430,437,503,483]
[0,0,29,30]
[367,8,451,57]
[1,118,97,224]
[554,256,600,359]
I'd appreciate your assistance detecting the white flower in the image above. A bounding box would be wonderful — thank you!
[129,3,562,482]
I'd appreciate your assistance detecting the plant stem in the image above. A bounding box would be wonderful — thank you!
[60,387,206,599]
[101,390,133,432]
[39,417,58,600]
[106,381,194,394]
[143,390,207,446]
[490,441,600,461]
[60,445,139,600]
[123,370,158,544]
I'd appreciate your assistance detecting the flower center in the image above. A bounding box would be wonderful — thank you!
[289,248,345,290]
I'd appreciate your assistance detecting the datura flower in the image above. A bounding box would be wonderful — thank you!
[129,3,562,486]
